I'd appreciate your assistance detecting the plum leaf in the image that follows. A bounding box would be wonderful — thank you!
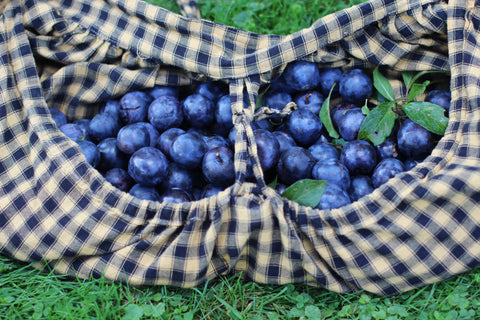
[358,101,397,146]
[319,84,340,139]
[407,80,430,102]
[403,101,449,135]
[373,66,395,102]
[402,71,417,90]
[282,179,327,208]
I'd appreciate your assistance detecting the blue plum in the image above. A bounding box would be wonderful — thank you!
[129,184,161,201]
[273,131,297,154]
[228,126,238,147]
[269,73,296,94]
[340,139,377,175]
[282,60,321,91]
[148,85,179,100]
[193,81,227,102]
[73,118,91,141]
[170,132,207,169]
[375,136,400,161]
[371,158,405,188]
[128,147,169,187]
[403,158,419,170]
[156,127,185,158]
[308,142,339,162]
[119,91,152,124]
[251,118,275,132]
[161,162,194,192]
[99,99,120,115]
[96,137,129,171]
[253,129,280,172]
[294,90,325,115]
[77,140,100,168]
[312,159,351,191]
[215,95,234,131]
[425,89,451,111]
[117,122,156,155]
[159,189,192,203]
[182,93,215,129]
[60,123,86,141]
[275,183,287,195]
[201,184,224,198]
[276,146,316,185]
[333,107,365,141]
[397,119,434,160]
[49,108,67,127]
[88,112,122,143]
[287,108,323,147]
[104,168,135,192]
[331,103,358,128]
[148,95,183,132]
[202,146,236,187]
[262,91,292,111]
[139,122,160,146]
[316,183,352,210]
[349,175,374,201]
[318,67,342,97]
[339,69,373,105]
[204,134,230,151]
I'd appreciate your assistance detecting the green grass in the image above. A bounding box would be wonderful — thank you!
[2,0,479,319]
[2,255,480,319]
[147,0,366,35]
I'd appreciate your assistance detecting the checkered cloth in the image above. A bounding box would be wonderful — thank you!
[0,0,478,296]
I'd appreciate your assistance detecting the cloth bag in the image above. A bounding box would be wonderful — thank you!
[1,0,479,296]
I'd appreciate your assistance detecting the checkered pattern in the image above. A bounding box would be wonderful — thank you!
[0,0,478,296]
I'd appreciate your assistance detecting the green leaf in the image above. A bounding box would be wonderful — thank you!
[183,311,195,320]
[246,2,267,11]
[373,66,395,102]
[256,85,270,110]
[358,293,372,304]
[281,179,327,208]
[372,90,389,103]
[388,305,409,317]
[267,176,277,189]
[459,309,476,319]
[266,312,280,320]
[403,101,449,135]
[319,84,340,139]
[122,305,144,320]
[0,289,14,304]
[407,80,430,102]
[287,307,305,318]
[372,309,387,319]
[288,3,304,15]
[142,303,166,317]
[330,138,348,149]
[305,305,321,319]
[402,71,417,89]
[404,70,448,91]
[447,293,469,308]
[361,103,370,116]
[233,11,254,29]
[151,293,163,302]
[32,303,44,320]
[339,305,354,317]
[358,101,398,145]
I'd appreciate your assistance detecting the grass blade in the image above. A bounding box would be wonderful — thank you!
[214,295,244,320]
